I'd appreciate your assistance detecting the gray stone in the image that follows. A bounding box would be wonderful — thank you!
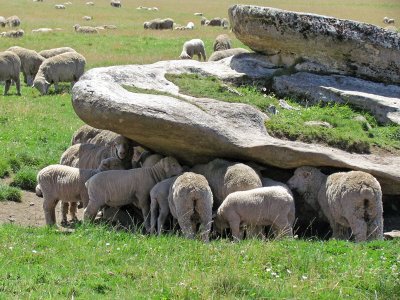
[72,60,400,195]
[273,72,400,124]
[279,99,299,111]
[228,5,400,84]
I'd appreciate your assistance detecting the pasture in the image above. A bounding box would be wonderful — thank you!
[0,0,400,298]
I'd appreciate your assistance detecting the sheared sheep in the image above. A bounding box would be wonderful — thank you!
[6,16,21,27]
[74,24,98,34]
[287,167,383,242]
[150,176,178,234]
[0,17,6,27]
[33,51,86,95]
[8,46,45,86]
[208,48,250,62]
[214,186,295,241]
[38,47,76,59]
[84,156,183,232]
[35,157,123,226]
[179,39,206,61]
[191,158,262,209]
[1,29,24,38]
[55,4,66,9]
[144,18,174,30]
[60,135,133,169]
[168,172,213,242]
[213,34,232,52]
[110,0,121,8]
[0,51,21,95]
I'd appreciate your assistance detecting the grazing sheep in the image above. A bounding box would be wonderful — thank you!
[32,28,54,33]
[1,29,24,38]
[191,158,262,209]
[0,16,6,27]
[179,39,206,61]
[287,167,383,242]
[84,157,183,232]
[86,1,94,5]
[213,34,232,52]
[144,18,174,30]
[102,24,117,30]
[60,135,133,169]
[200,17,208,26]
[168,172,213,242]
[185,22,195,30]
[383,17,395,24]
[0,51,21,95]
[8,46,45,86]
[38,47,76,59]
[150,176,178,234]
[214,186,295,240]
[208,48,250,62]
[110,0,121,8]
[6,16,21,27]
[35,157,122,226]
[33,51,86,95]
[194,13,203,16]
[83,16,92,21]
[55,4,66,9]
[207,18,222,26]
[74,24,98,34]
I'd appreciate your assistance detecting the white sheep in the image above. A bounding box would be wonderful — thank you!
[185,22,195,30]
[6,16,21,27]
[110,0,121,8]
[144,18,174,30]
[213,34,232,52]
[383,17,395,24]
[208,48,250,62]
[102,25,117,30]
[83,16,92,21]
[60,135,132,169]
[168,172,213,242]
[84,157,183,232]
[200,17,208,26]
[0,16,6,27]
[38,47,76,59]
[86,1,94,5]
[214,186,295,241]
[1,29,24,38]
[35,157,122,226]
[179,39,206,61]
[194,13,203,17]
[55,4,66,9]
[33,51,86,95]
[191,158,262,209]
[0,51,21,95]
[8,46,45,86]
[32,28,54,33]
[74,24,98,34]
[287,166,383,242]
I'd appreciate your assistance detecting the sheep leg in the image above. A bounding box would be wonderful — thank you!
[4,80,11,95]
[348,219,367,242]
[150,198,158,234]
[157,204,170,236]
[84,198,105,222]
[196,199,212,242]
[367,218,384,241]
[15,78,21,95]
[22,72,27,85]
[247,225,265,240]
[61,202,69,226]
[140,202,151,233]
[197,53,202,61]
[43,197,58,226]
[201,49,207,61]
[178,212,195,239]
[69,202,78,223]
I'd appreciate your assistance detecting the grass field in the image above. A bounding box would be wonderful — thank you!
[1,0,399,298]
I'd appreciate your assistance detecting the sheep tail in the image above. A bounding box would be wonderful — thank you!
[35,184,43,198]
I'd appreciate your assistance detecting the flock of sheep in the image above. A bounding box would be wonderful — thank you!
[35,125,384,243]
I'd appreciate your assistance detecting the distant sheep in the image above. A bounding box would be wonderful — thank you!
[200,17,208,26]
[221,18,230,29]
[194,13,203,16]
[1,29,24,38]
[6,16,21,27]
[8,46,45,86]
[83,16,92,21]
[208,48,250,62]
[213,34,232,52]
[74,24,98,34]
[144,18,174,30]
[0,51,21,95]
[185,22,195,30]
[0,16,6,27]
[33,51,86,95]
[55,4,66,9]
[383,17,395,24]
[102,24,117,30]
[110,0,121,8]
[207,18,222,26]
[86,1,94,5]
[287,167,383,242]
[168,172,213,242]
[38,47,76,59]
[179,39,206,61]
[32,28,54,33]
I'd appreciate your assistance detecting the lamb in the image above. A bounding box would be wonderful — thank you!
[35,157,123,226]
[74,24,98,34]
[144,18,174,30]
[208,48,250,62]
[110,0,121,8]
[33,51,86,95]
[287,166,383,242]
[179,39,206,61]
[214,186,295,241]
[38,47,76,59]
[0,51,21,95]
[191,158,262,209]
[60,135,133,170]
[1,29,24,38]
[168,172,213,242]
[6,16,21,27]
[55,4,66,9]
[8,46,45,86]
[213,34,232,52]
[207,18,222,27]
[0,16,6,27]
[84,156,183,232]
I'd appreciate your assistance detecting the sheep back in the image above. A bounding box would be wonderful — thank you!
[213,34,232,52]
[208,48,250,62]
[39,47,77,59]
[0,51,21,81]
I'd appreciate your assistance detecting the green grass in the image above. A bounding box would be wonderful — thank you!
[0,225,399,299]
[166,74,400,154]
[0,184,22,202]
[10,166,37,191]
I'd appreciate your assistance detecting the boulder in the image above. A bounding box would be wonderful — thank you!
[228,5,400,85]
[72,59,400,195]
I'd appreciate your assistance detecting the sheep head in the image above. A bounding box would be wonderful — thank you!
[98,157,124,171]
[111,136,130,160]
[160,157,183,177]
[33,77,50,95]
[179,51,192,60]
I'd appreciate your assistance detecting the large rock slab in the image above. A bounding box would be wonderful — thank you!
[228,5,400,84]
[273,72,400,124]
[72,60,400,195]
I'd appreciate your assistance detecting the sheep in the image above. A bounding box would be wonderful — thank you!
[221,18,230,29]
[0,16,6,27]
[213,34,232,52]
[207,18,222,27]
[179,39,206,61]
[8,46,45,86]
[144,18,174,30]
[102,25,117,30]
[194,13,203,16]
[84,156,183,232]
[35,157,123,226]
[6,16,21,27]
[287,166,383,242]
[55,4,66,9]
[168,172,213,242]
[191,158,262,209]
[185,22,195,30]
[86,1,94,5]
[110,0,121,8]
[32,28,54,33]
[383,17,395,24]
[83,16,92,21]
[0,51,21,96]
[214,186,295,241]
[1,29,24,38]
[33,51,86,95]
[38,47,76,59]
[70,124,104,145]
[60,135,133,170]
[208,48,250,62]
[200,17,208,26]
[74,24,98,34]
